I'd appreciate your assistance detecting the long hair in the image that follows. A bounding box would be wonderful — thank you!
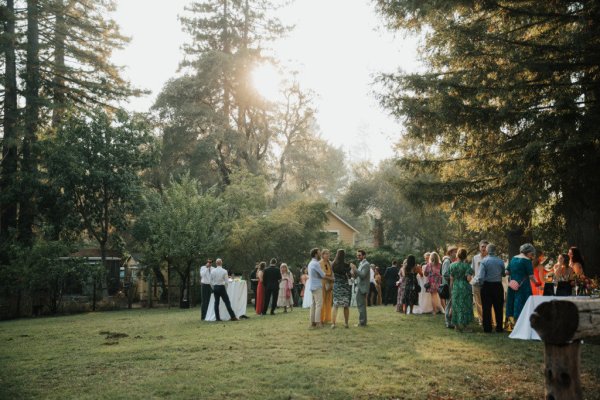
[331,249,346,274]
[429,252,441,265]
[560,254,569,268]
[406,254,416,272]
[570,247,585,266]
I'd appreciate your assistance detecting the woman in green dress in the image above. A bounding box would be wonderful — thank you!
[449,248,474,332]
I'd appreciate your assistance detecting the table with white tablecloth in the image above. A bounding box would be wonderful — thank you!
[509,296,580,340]
[205,280,248,321]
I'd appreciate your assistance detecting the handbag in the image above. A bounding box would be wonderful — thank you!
[438,283,449,299]
[508,278,527,291]
[424,282,431,290]
[414,283,422,293]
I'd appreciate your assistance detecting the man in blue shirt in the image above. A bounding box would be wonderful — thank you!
[475,244,505,333]
[308,248,325,328]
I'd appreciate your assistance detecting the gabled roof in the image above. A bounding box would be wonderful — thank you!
[326,210,360,233]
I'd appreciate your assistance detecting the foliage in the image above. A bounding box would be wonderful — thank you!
[45,108,155,245]
[134,175,226,305]
[343,160,461,255]
[225,200,329,271]
[1,0,139,243]
[42,108,155,296]
[375,1,600,269]
[152,0,349,196]
[0,240,91,315]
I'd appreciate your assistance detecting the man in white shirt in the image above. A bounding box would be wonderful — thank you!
[308,248,325,328]
[199,259,213,320]
[471,240,489,325]
[210,259,238,321]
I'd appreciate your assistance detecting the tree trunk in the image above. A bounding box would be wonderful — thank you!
[506,225,532,259]
[1,0,19,250]
[530,299,600,400]
[152,264,168,302]
[564,205,600,279]
[99,242,107,299]
[373,218,384,248]
[51,0,67,127]
[19,0,41,245]
[167,261,171,309]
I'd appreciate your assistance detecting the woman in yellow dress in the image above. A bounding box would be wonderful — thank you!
[320,249,334,324]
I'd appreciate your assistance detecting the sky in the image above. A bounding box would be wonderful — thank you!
[112,0,422,163]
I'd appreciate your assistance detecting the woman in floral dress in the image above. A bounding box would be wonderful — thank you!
[449,248,474,332]
[402,255,419,314]
[552,253,575,296]
[277,263,294,312]
[331,249,353,328]
[425,252,444,315]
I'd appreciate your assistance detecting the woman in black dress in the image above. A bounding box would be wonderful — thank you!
[402,255,420,314]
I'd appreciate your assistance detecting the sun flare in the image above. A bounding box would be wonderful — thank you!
[251,63,282,101]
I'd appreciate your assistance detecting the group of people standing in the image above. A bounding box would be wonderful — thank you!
[251,259,294,316]
[390,241,588,333]
[303,248,372,328]
[198,242,588,334]
[199,258,239,322]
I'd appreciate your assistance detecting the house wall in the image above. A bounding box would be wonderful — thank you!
[324,217,356,246]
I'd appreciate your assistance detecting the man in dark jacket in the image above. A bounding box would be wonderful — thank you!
[262,258,282,315]
[383,260,400,305]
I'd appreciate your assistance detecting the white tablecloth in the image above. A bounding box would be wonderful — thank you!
[509,296,580,340]
[205,280,248,321]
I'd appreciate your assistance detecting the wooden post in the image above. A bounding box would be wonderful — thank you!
[530,299,600,400]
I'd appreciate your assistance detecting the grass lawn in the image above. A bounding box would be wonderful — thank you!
[1,306,600,400]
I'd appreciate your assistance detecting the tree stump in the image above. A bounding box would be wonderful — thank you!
[530,299,600,400]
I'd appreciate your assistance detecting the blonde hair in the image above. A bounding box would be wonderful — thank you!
[429,252,441,265]
[280,263,289,274]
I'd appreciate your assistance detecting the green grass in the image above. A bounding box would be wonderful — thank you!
[1,306,599,399]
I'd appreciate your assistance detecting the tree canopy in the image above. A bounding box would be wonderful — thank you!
[375,0,600,272]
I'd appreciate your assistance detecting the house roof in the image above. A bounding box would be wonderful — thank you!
[69,248,123,259]
[326,210,360,233]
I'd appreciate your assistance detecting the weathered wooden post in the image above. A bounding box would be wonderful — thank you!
[530,299,600,400]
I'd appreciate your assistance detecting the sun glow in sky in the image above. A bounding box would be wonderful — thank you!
[250,62,283,102]
[112,0,422,163]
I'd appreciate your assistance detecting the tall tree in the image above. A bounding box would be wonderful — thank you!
[45,109,155,294]
[159,0,289,184]
[134,176,226,307]
[42,0,137,122]
[19,0,42,245]
[376,1,600,272]
[0,0,19,247]
[1,0,139,247]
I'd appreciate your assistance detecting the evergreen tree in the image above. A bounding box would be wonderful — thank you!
[1,0,139,247]
[0,0,18,248]
[156,0,289,184]
[376,1,600,272]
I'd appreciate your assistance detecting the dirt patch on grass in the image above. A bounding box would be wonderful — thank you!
[99,331,129,339]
